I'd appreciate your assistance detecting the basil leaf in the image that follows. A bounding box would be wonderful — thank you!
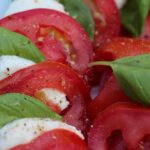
[121,0,150,36]
[89,54,150,105]
[0,93,62,128]
[59,0,94,40]
[0,27,45,62]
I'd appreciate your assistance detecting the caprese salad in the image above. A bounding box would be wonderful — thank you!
[0,0,150,150]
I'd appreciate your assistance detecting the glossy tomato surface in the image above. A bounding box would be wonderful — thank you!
[0,9,93,74]
[92,37,150,93]
[95,37,150,61]
[11,129,87,150]
[141,13,150,39]
[84,0,120,48]
[0,62,91,131]
[88,74,130,121]
[88,102,150,150]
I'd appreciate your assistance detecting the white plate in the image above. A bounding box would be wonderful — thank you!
[0,0,11,18]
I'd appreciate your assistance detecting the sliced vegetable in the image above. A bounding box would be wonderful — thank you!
[141,13,150,39]
[11,129,87,150]
[90,54,150,105]
[0,27,45,62]
[84,0,120,48]
[121,0,150,36]
[88,74,130,121]
[0,9,93,74]
[0,93,62,128]
[95,37,150,61]
[59,0,94,40]
[88,102,150,150]
[0,61,91,131]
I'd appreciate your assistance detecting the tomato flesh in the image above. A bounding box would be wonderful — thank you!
[88,102,150,150]
[11,129,87,150]
[0,9,93,74]
[87,74,130,121]
[37,26,76,65]
[0,62,91,131]
[95,37,150,61]
[84,0,120,48]
[141,13,150,39]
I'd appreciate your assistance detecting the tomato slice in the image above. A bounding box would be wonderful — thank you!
[141,13,150,39]
[0,62,91,131]
[88,102,150,150]
[87,74,130,121]
[11,129,87,150]
[95,37,150,61]
[84,0,120,48]
[88,38,150,121]
[93,37,150,85]
[0,9,93,74]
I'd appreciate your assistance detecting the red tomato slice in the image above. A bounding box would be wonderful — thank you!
[141,13,150,39]
[95,37,150,61]
[93,37,150,85]
[88,102,150,150]
[107,130,127,150]
[88,38,150,121]
[0,62,91,131]
[0,9,93,74]
[11,129,87,150]
[84,0,120,48]
[87,74,130,121]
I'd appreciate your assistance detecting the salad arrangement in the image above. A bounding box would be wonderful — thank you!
[0,0,150,149]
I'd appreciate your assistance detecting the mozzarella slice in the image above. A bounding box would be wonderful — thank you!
[0,118,84,150]
[0,55,35,80]
[4,0,66,17]
[115,0,127,9]
[37,88,69,112]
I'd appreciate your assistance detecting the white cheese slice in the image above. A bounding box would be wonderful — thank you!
[115,0,127,9]
[4,0,66,17]
[0,118,84,150]
[0,55,35,80]
[36,88,69,112]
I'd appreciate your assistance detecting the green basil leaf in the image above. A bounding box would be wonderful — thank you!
[121,0,150,36]
[89,54,150,105]
[0,93,62,128]
[59,0,95,40]
[0,27,45,62]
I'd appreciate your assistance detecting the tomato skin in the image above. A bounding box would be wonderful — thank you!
[88,102,150,150]
[84,0,120,48]
[141,13,150,39]
[0,62,91,131]
[11,129,87,150]
[93,37,150,89]
[95,37,150,61]
[0,9,93,74]
[88,38,150,121]
[87,74,130,121]
[94,0,120,48]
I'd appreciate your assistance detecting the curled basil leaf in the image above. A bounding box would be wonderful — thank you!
[0,93,62,128]
[89,54,150,105]
[0,27,45,62]
[59,0,95,40]
[121,0,150,37]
